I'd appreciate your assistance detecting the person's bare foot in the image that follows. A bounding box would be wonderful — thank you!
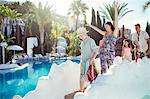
[79,87,87,92]
[79,82,90,92]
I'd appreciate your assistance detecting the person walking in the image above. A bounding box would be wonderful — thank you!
[77,27,99,92]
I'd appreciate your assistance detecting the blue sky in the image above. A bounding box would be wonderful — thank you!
[6,0,150,32]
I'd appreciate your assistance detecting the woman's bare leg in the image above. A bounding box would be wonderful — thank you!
[80,79,84,92]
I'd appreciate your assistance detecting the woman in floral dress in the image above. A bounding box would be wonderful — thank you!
[87,1,118,74]
[99,31,116,73]
[87,22,117,74]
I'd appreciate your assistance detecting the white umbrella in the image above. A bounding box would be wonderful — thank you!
[7,45,23,56]
[0,42,8,47]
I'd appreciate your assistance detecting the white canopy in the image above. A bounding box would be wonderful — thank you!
[0,42,8,47]
[7,45,23,51]
[7,45,23,56]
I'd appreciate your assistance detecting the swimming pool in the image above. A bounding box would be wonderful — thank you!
[0,59,80,99]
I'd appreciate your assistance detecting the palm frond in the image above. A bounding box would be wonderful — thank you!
[143,1,150,10]
[7,36,16,43]
[120,10,134,19]
[34,2,52,25]
[118,2,128,15]
[100,7,111,20]
[0,33,5,41]
[99,2,133,21]
[105,4,115,21]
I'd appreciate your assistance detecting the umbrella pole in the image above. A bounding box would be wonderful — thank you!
[14,50,15,56]
[2,47,5,64]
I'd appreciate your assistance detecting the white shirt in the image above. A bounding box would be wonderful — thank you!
[132,31,149,52]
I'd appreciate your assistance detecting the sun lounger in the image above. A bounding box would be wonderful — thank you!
[34,54,49,60]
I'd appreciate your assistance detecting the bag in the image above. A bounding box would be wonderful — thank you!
[86,62,99,83]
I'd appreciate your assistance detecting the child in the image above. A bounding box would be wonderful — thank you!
[131,41,142,62]
[77,27,99,92]
[122,39,132,61]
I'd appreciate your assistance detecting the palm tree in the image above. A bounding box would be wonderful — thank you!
[0,33,16,43]
[33,2,52,54]
[100,2,133,25]
[0,33,5,41]
[0,4,21,63]
[0,4,22,18]
[21,1,35,36]
[80,2,89,26]
[0,32,16,64]
[6,1,35,36]
[143,1,150,11]
[68,0,88,30]
[0,4,21,39]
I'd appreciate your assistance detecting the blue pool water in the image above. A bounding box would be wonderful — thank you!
[0,59,80,99]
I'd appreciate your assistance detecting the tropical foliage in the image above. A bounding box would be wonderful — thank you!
[68,0,88,30]
[67,32,80,56]
[0,4,22,18]
[100,2,133,22]
[49,21,80,56]
[146,22,150,36]
[0,4,22,29]
[0,4,21,44]
[0,33,16,43]
[33,2,52,54]
[0,33,5,41]
[143,1,150,10]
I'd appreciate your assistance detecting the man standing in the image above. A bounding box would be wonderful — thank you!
[132,24,150,57]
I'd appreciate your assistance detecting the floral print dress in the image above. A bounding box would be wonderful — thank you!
[99,35,117,74]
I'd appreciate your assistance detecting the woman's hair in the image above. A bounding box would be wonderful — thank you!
[105,22,115,31]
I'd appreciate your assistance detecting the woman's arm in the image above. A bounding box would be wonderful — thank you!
[146,38,150,54]
[122,47,124,59]
[89,49,98,65]
[99,39,105,47]
[80,64,85,76]
[86,24,106,36]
